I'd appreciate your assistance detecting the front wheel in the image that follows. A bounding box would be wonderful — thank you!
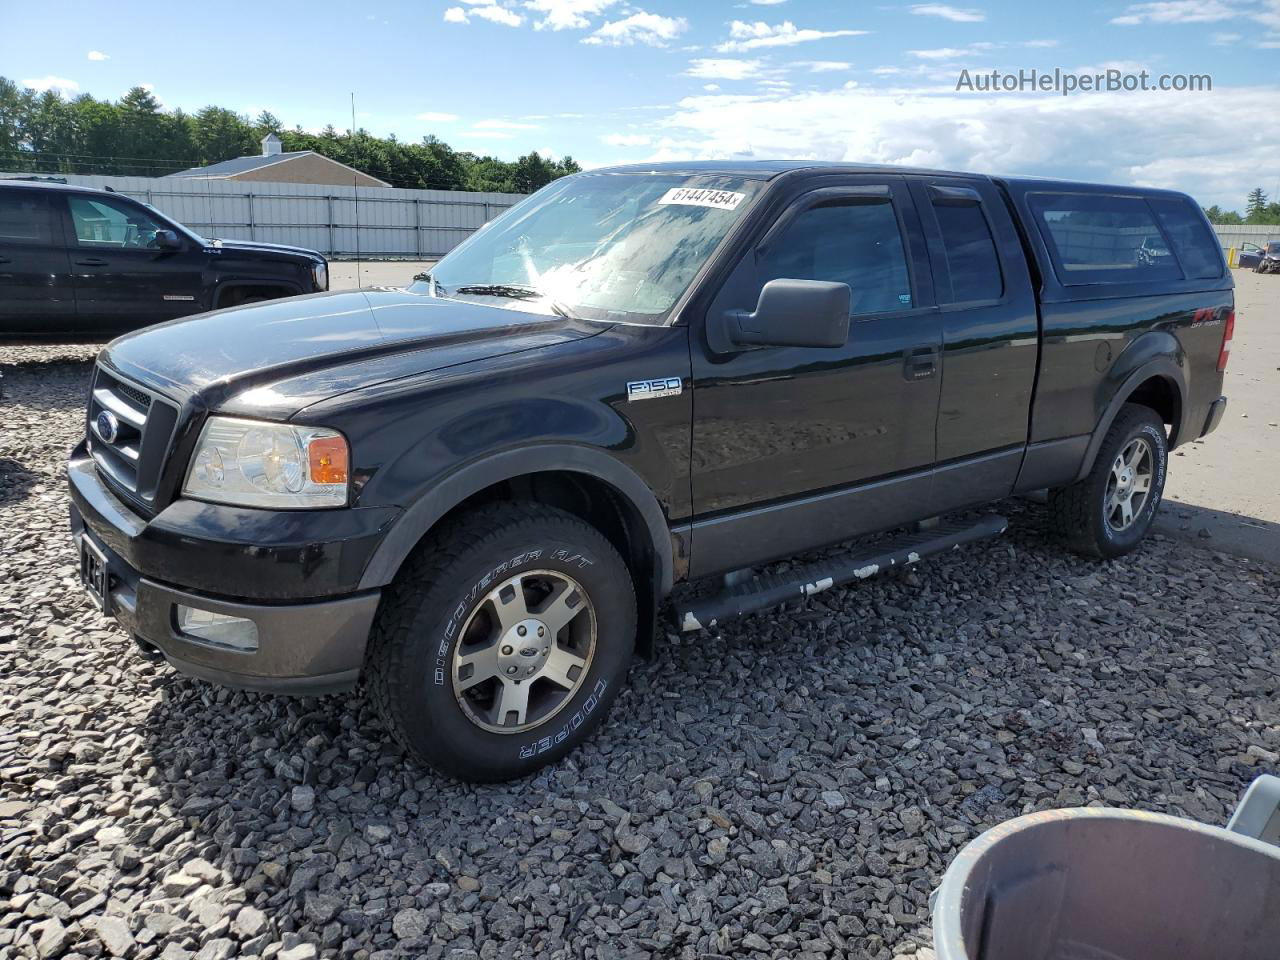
[367,502,636,782]
[1047,404,1169,559]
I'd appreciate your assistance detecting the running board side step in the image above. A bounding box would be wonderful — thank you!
[676,514,1008,632]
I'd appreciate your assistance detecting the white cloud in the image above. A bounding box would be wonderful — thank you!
[444,3,525,26]
[87,50,109,61]
[1109,0,1236,24]
[1211,32,1242,44]
[685,58,768,81]
[907,47,970,60]
[796,60,852,72]
[467,131,516,139]
[602,133,651,146]
[716,20,868,52]
[583,11,687,46]
[525,0,619,30]
[22,75,79,93]
[645,80,1275,210]
[703,83,721,91]
[910,4,985,22]
[749,0,788,4]
[417,111,459,122]
[474,119,540,129]
[1072,60,1150,75]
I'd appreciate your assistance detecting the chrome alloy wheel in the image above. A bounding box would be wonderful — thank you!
[1105,437,1154,532]
[451,570,597,734]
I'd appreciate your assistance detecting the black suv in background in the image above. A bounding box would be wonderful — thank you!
[0,178,328,339]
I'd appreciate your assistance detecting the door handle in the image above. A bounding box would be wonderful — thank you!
[75,258,109,266]
[904,345,938,381]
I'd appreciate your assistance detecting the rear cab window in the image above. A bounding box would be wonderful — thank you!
[928,189,1004,303]
[1147,196,1224,280]
[1028,190,1224,286]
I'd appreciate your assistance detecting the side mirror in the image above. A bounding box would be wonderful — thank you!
[712,278,851,352]
[154,229,181,251]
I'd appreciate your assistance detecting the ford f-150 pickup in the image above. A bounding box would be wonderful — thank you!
[68,162,1231,781]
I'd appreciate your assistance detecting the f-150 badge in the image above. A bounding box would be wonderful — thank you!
[627,377,683,401]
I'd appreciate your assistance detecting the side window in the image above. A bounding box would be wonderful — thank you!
[1147,195,1224,280]
[0,190,57,244]
[757,198,912,315]
[67,195,167,250]
[932,199,1003,302]
[1030,192,1182,284]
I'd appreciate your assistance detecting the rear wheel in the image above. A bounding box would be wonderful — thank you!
[367,502,635,782]
[1047,404,1168,559]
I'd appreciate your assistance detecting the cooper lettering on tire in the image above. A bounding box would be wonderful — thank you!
[367,502,636,782]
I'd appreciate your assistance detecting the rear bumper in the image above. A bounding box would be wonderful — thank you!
[68,450,384,694]
[1201,396,1228,438]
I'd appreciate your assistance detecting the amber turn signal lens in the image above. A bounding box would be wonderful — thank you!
[308,436,349,485]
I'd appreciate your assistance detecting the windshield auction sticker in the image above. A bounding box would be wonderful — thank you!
[657,187,745,211]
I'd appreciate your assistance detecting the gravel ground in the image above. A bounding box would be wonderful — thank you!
[2,344,1279,960]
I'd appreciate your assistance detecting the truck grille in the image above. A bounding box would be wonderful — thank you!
[86,366,179,506]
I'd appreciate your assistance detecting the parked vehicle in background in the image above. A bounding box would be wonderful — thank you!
[68,162,1232,782]
[1237,242,1265,269]
[1251,240,1280,273]
[0,178,328,339]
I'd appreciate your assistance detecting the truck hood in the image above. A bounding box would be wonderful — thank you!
[204,237,323,260]
[101,288,606,418]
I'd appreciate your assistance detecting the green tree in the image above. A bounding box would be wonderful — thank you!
[1245,187,1269,223]
[0,74,576,194]
[191,106,257,166]
[253,110,283,136]
[1202,205,1244,225]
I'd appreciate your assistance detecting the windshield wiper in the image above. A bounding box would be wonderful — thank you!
[451,283,541,299]
[449,283,582,320]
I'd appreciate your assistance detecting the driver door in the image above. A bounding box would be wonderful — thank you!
[688,176,943,578]
[57,192,206,336]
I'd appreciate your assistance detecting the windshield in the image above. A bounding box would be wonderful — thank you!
[1268,242,1280,253]
[420,173,763,324]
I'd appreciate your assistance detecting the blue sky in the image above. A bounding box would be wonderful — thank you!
[3,0,1279,208]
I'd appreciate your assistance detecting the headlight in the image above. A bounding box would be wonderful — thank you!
[183,416,349,508]
[312,260,328,291]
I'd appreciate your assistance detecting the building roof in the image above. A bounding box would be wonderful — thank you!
[165,151,317,178]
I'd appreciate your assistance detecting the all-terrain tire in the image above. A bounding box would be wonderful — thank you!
[367,501,636,782]
[1047,403,1169,559]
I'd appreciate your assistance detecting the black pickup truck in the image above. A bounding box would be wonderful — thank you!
[0,178,328,339]
[67,162,1231,781]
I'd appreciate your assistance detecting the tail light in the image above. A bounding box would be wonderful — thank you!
[1217,309,1234,372]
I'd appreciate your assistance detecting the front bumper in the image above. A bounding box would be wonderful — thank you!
[68,449,389,694]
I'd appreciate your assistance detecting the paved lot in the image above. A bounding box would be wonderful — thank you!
[0,272,1277,959]
[1156,268,1280,564]
[329,260,435,291]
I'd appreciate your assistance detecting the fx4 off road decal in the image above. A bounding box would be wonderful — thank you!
[520,678,607,759]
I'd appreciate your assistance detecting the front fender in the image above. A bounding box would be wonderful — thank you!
[357,443,675,596]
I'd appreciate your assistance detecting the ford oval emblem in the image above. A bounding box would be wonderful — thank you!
[95,410,120,444]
